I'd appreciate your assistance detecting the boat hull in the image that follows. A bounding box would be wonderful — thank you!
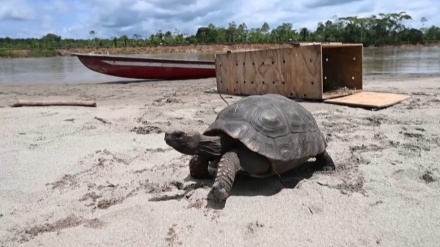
[73,53,216,80]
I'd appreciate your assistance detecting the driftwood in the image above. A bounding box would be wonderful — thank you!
[11,100,97,107]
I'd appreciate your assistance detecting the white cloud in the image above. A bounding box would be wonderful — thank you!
[303,0,362,8]
[0,0,438,38]
[0,0,35,21]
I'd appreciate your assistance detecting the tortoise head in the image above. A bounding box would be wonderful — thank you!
[164,130,201,155]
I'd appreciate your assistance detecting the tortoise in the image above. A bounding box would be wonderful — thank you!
[164,94,335,202]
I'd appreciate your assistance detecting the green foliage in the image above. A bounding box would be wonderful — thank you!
[0,12,439,53]
[0,48,18,58]
[0,48,58,58]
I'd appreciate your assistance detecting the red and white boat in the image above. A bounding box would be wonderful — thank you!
[72,52,216,80]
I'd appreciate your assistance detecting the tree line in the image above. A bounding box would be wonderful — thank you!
[1,12,439,50]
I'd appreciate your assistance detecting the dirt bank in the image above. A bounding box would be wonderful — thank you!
[2,43,296,58]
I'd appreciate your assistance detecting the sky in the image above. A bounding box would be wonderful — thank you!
[0,0,438,39]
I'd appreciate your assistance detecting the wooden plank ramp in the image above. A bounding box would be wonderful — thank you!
[324,91,411,109]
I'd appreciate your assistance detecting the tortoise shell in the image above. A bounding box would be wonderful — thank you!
[204,94,327,162]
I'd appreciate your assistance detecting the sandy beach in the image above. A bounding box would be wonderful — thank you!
[0,75,439,247]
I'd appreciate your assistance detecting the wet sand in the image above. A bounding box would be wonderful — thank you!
[0,75,439,246]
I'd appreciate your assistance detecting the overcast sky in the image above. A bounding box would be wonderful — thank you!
[0,0,438,39]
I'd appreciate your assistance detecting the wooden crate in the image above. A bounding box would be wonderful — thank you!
[214,43,363,100]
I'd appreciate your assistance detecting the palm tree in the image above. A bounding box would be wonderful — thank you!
[89,30,96,48]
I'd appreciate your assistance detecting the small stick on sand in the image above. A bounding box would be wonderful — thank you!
[219,94,229,106]
[11,100,97,107]
[94,117,110,124]
[194,97,202,106]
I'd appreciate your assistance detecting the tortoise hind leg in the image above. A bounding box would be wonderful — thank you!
[207,159,220,178]
[210,150,242,202]
[315,151,336,171]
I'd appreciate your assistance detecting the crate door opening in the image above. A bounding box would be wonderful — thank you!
[321,44,363,99]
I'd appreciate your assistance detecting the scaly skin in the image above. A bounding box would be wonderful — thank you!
[189,155,212,179]
[210,150,242,202]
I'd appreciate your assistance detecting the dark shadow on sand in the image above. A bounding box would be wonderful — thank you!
[98,79,161,85]
[202,90,324,105]
[181,160,331,209]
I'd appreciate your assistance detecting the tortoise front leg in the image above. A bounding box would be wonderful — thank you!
[189,155,211,179]
[210,150,242,202]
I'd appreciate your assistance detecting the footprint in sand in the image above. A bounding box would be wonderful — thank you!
[16,215,105,243]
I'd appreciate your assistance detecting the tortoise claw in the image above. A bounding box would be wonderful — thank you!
[210,182,229,202]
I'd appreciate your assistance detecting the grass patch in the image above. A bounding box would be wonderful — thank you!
[0,49,58,58]
[0,49,19,58]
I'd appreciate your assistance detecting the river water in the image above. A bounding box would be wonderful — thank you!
[0,46,439,85]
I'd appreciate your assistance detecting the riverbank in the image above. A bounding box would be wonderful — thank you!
[0,75,439,246]
[0,43,293,58]
[1,42,440,58]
